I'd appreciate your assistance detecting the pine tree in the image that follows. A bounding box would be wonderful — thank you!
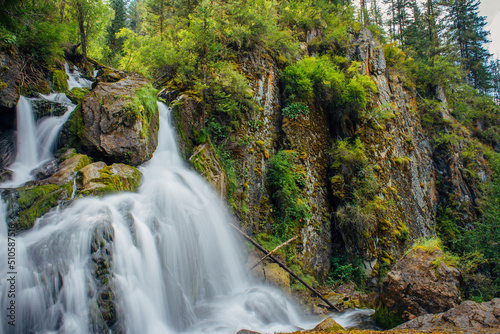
[107,0,127,53]
[444,0,492,91]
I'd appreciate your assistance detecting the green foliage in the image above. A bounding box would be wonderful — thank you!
[281,102,309,119]
[281,55,376,119]
[267,151,310,239]
[327,253,365,287]
[51,70,69,92]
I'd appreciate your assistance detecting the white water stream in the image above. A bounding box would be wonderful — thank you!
[0,66,375,334]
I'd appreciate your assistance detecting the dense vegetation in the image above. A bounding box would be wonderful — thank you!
[1,0,499,307]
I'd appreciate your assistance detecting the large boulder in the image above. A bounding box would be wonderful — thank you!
[396,298,500,332]
[378,247,462,323]
[59,73,159,166]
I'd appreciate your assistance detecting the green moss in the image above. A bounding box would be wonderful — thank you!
[51,70,68,92]
[14,183,72,230]
[373,302,404,329]
[66,87,89,104]
[81,165,141,196]
[123,84,158,139]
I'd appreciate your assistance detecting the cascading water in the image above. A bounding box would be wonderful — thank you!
[0,102,310,334]
[1,64,91,188]
[0,66,376,334]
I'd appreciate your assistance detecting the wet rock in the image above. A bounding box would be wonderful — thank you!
[31,159,58,180]
[236,330,261,334]
[44,152,92,186]
[0,52,21,111]
[380,247,462,320]
[89,219,119,333]
[31,99,68,119]
[189,143,226,199]
[1,182,73,230]
[396,298,500,332]
[0,128,16,169]
[311,317,344,331]
[79,162,142,196]
[60,73,159,166]
[0,169,13,183]
[65,87,89,105]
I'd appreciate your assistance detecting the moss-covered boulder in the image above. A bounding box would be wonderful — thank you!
[79,161,141,196]
[65,87,89,105]
[311,317,345,331]
[32,98,68,119]
[1,183,73,230]
[95,67,124,84]
[44,150,93,185]
[59,73,159,166]
[51,69,68,92]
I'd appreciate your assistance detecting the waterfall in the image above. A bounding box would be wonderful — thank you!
[1,64,89,189]
[0,102,311,334]
[0,65,375,334]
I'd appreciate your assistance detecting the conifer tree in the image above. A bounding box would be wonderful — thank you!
[443,0,492,91]
[107,0,127,53]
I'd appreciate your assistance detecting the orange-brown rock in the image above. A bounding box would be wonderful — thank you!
[380,248,461,318]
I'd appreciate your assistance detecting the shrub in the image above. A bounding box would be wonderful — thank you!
[281,102,309,119]
[267,151,310,239]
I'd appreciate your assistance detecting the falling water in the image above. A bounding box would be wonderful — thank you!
[0,68,375,334]
[1,64,86,188]
[0,102,311,334]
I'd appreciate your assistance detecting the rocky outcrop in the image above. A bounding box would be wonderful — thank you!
[337,28,437,272]
[0,52,21,169]
[379,247,461,320]
[0,52,21,111]
[60,73,159,166]
[396,298,500,332]
[189,143,227,199]
[1,149,141,230]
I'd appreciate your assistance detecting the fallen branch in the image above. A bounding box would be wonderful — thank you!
[250,235,298,270]
[230,224,340,312]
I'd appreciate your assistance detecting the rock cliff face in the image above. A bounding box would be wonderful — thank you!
[169,28,489,284]
[339,29,437,272]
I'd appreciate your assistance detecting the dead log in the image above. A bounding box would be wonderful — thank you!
[230,224,340,312]
[250,235,298,270]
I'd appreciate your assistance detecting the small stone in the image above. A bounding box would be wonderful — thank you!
[312,317,344,331]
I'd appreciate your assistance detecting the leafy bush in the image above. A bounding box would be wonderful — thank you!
[282,102,309,119]
[267,151,310,239]
[281,55,376,119]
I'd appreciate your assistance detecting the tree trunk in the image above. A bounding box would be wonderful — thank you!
[76,0,87,61]
[60,0,66,23]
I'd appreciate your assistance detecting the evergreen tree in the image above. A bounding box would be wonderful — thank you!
[444,0,492,91]
[107,0,127,54]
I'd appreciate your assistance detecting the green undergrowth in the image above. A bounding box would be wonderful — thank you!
[123,84,158,138]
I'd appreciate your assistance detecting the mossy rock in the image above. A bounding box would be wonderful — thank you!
[311,317,345,331]
[59,74,159,166]
[95,68,122,83]
[1,183,72,230]
[51,69,68,92]
[66,87,89,105]
[78,162,142,196]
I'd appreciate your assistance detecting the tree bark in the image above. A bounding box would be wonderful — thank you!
[76,0,87,61]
